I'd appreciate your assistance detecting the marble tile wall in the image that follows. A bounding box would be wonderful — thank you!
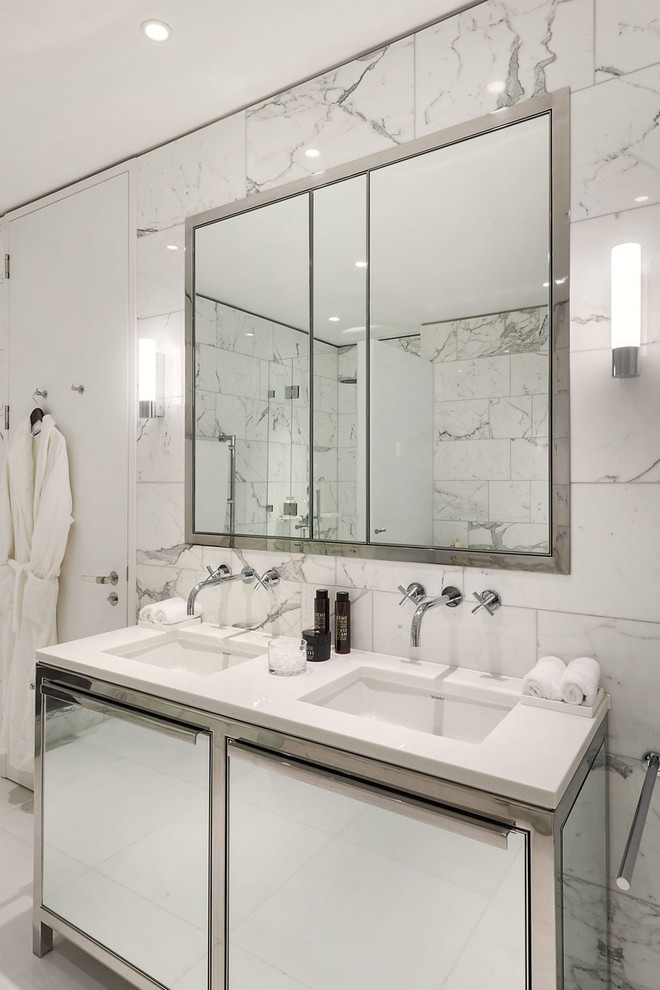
[131,3,660,982]
[0,0,651,984]
[423,306,549,552]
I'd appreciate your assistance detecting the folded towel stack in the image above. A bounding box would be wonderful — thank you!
[560,656,601,707]
[139,596,201,625]
[522,655,566,701]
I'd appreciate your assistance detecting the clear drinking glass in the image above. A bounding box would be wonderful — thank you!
[268,636,307,676]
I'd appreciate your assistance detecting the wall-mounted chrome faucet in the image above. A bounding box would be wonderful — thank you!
[397,582,462,647]
[187,564,280,615]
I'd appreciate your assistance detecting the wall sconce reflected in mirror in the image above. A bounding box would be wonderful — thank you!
[611,242,641,378]
[138,337,164,417]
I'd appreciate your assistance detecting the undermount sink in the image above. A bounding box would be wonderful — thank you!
[103,628,262,677]
[301,667,514,744]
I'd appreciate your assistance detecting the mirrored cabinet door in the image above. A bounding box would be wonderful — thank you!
[227,744,527,990]
[313,176,368,543]
[41,689,211,990]
[193,194,311,538]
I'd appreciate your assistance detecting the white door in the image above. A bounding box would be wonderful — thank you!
[6,167,135,645]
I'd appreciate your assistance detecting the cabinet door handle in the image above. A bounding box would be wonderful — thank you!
[41,681,203,745]
[227,740,510,848]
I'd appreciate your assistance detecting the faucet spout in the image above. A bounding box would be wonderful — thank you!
[409,585,462,647]
[186,564,256,615]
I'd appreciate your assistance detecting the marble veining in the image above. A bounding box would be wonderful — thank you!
[415,0,595,137]
[125,4,660,982]
[246,41,414,192]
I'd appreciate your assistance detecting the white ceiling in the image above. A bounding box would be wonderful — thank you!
[0,0,466,216]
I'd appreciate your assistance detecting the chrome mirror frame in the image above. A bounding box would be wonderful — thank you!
[185,88,570,573]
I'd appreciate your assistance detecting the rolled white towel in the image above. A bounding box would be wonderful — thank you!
[522,655,566,701]
[560,656,600,707]
[139,596,201,625]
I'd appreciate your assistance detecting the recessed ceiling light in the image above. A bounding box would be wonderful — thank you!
[328,316,340,322]
[354,260,368,268]
[141,20,172,42]
[166,244,178,251]
[245,332,255,337]
[634,195,649,203]
[305,148,321,159]
[487,80,506,94]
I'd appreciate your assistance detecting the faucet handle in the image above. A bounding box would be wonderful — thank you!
[472,589,502,616]
[208,564,230,578]
[397,582,426,607]
[253,568,280,590]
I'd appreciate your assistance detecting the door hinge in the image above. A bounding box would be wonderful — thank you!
[4,255,9,280]
[4,406,8,431]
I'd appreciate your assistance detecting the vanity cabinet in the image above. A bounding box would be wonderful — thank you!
[34,663,608,990]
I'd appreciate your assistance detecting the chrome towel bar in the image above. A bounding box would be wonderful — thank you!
[616,751,660,891]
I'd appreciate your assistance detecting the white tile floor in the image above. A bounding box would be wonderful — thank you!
[1,720,528,990]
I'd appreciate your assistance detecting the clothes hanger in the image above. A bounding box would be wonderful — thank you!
[30,408,44,436]
[31,389,47,436]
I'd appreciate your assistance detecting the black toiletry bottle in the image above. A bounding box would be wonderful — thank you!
[314,589,329,634]
[335,592,351,654]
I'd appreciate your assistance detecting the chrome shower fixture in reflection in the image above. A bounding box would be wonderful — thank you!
[338,376,357,384]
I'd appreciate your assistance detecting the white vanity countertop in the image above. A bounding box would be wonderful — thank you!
[37,623,609,810]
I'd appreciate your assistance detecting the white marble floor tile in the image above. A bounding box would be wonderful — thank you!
[338,805,526,899]
[0,778,32,817]
[0,800,34,847]
[46,871,207,988]
[44,758,206,867]
[98,802,209,930]
[0,900,133,990]
[229,763,364,834]
[442,893,527,990]
[171,954,209,990]
[43,737,121,790]
[228,946,311,990]
[231,836,487,990]
[79,719,210,787]
[0,825,33,894]
[228,797,333,929]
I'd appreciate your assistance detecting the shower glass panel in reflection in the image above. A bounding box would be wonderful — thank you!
[562,743,609,990]
[41,692,211,990]
[312,176,367,543]
[193,194,310,537]
[227,746,527,990]
[369,114,551,551]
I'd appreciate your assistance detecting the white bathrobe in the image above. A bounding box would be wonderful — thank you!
[0,415,73,771]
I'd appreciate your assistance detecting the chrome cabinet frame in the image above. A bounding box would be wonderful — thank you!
[33,662,606,990]
[185,88,570,574]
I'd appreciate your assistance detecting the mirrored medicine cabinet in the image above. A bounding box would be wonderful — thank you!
[185,89,569,572]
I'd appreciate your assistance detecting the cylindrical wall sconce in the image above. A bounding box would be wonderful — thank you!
[611,242,641,378]
[138,337,158,417]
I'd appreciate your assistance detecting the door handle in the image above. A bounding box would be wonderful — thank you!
[81,571,119,586]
